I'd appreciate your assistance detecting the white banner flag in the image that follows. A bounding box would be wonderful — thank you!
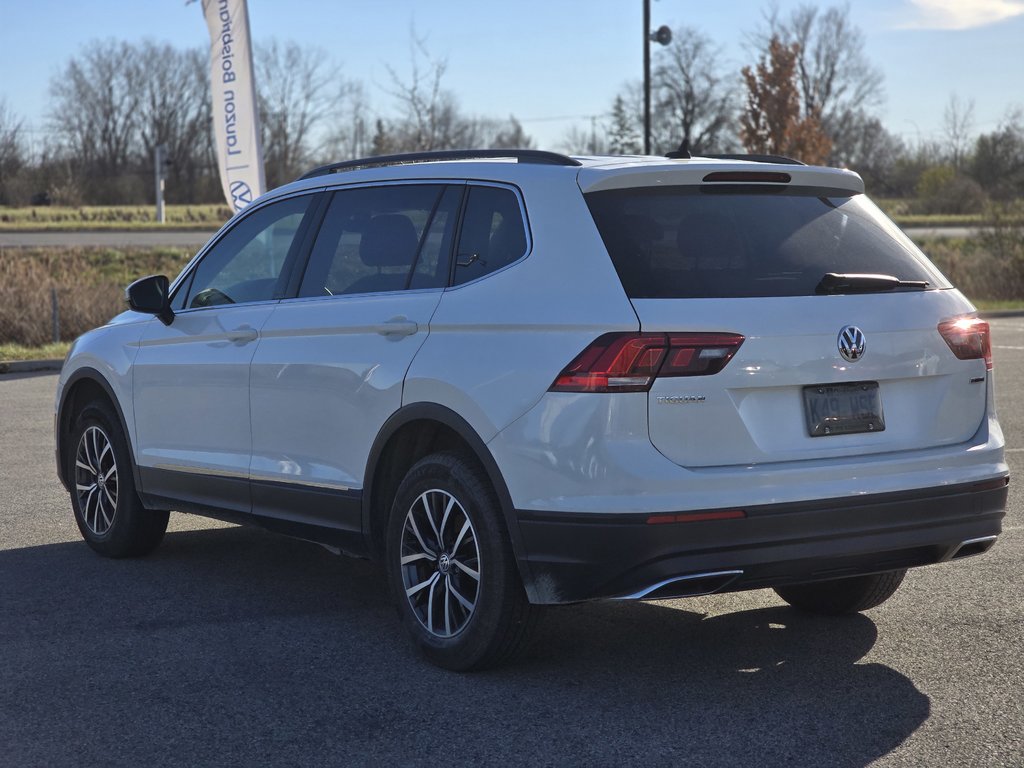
[202,0,265,212]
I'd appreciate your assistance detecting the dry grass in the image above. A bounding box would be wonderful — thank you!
[0,204,229,231]
[0,341,71,362]
[0,247,191,346]
[919,237,1024,303]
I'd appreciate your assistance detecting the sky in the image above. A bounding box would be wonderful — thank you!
[1,0,1022,152]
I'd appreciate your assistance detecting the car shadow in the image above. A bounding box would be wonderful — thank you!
[0,525,928,767]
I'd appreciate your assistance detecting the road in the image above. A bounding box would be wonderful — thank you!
[1,320,1022,767]
[0,226,980,249]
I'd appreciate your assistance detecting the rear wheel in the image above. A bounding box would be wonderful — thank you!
[774,570,907,615]
[386,452,535,671]
[69,401,169,558]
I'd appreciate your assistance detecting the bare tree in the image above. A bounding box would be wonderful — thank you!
[971,108,1024,199]
[383,33,468,151]
[382,32,532,153]
[560,123,607,155]
[256,40,352,186]
[134,43,215,203]
[652,27,737,153]
[0,99,25,204]
[759,3,884,162]
[943,93,975,170]
[49,40,143,201]
[325,81,372,161]
[839,115,906,195]
[486,116,533,149]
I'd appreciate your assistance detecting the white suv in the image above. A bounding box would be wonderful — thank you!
[56,149,1008,670]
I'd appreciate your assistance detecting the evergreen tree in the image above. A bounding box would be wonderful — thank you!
[607,96,641,155]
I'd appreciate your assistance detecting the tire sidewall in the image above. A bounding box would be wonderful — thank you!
[385,453,514,670]
[69,403,143,555]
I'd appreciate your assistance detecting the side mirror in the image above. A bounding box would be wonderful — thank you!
[126,274,174,325]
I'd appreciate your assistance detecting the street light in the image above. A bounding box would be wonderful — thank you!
[643,0,672,155]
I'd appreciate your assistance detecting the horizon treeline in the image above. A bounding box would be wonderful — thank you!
[0,4,1021,209]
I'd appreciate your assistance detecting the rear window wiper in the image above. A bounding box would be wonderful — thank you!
[815,272,929,295]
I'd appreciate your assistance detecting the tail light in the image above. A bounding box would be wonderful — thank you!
[550,332,744,393]
[938,316,992,370]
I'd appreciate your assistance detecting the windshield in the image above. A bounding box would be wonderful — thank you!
[585,185,951,299]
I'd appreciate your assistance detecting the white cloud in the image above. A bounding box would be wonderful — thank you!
[901,0,1024,29]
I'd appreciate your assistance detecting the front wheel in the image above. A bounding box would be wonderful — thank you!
[385,452,535,671]
[774,570,907,615]
[69,401,169,558]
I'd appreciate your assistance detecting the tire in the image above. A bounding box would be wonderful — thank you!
[68,400,169,558]
[385,452,536,671]
[774,569,907,615]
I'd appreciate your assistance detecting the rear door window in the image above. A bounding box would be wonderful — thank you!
[586,186,949,298]
[298,184,456,297]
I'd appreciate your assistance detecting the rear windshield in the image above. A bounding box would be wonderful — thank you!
[585,186,950,299]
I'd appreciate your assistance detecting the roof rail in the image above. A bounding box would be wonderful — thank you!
[298,149,582,180]
[697,153,806,166]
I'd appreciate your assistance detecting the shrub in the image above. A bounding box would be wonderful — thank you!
[914,166,988,215]
[0,247,191,346]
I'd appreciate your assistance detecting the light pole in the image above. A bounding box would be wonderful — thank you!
[643,0,672,155]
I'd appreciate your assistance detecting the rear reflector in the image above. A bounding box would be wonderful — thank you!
[551,332,744,393]
[938,316,992,370]
[647,509,747,525]
[970,476,1009,493]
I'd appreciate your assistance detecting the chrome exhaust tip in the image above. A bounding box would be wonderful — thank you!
[614,569,744,601]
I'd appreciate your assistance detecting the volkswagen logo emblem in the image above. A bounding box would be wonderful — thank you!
[230,180,254,211]
[838,325,866,362]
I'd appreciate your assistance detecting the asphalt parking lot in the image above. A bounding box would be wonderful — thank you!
[1,320,1022,767]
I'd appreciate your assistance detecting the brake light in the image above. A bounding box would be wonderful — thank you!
[550,332,744,393]
[938,316,992,370]
[702,171,791,183]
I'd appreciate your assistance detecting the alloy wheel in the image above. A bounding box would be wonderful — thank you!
[74,425,118,536]
[400,489,481,638]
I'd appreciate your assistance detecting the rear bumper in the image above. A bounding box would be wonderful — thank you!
[514,477,1008,604]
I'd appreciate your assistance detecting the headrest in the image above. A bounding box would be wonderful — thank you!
[360,214,418,267]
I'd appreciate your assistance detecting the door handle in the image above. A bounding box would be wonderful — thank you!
[226,327,258,344]
[376,317,419,337]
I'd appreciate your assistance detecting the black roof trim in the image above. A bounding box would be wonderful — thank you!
[696,153,806,166]
[298,149,582,180]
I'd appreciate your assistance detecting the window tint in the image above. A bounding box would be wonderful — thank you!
[410,186,462,290]
[299,184,455,297]
[185,195,312,308]
[586,186,950,299]
[452,185,528,286]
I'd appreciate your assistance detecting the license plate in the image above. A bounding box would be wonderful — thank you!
[803,381,885,437]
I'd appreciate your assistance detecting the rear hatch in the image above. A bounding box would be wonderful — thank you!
[584,171,989,468]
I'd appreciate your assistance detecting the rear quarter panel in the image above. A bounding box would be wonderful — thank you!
[403,171,639,442]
